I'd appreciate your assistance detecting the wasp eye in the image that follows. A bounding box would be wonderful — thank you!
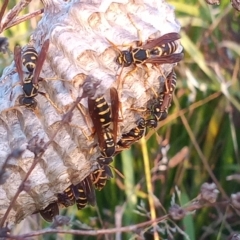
[116,55,122,65]
[122,51,133,67]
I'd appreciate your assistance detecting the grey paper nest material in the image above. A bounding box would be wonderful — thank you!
[0,0,182,226]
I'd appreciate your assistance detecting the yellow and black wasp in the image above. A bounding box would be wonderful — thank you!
[57,186,76,208]
[91,156,125,191]
[88,88,120,190]
[115,32,183,68]
[146,70,177,128]
[14,39,58,110]
[73,183,88,210]
[108,31,182,90]
[72,176,96,210]
[14,40,49,108]
[117,118,146,149]
[90,161,114,191]
[88,87,119,159]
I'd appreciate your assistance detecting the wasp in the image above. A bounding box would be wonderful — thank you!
[72,183,88,210]
[92,155,126,191]
[115,32,183,68]
[39,202,59,222]
[73,176,96,210]
[88,88,120,190]
[14,39,59,110]
[91,158,114,191]
[146,70,177,128]
[117,118,146,149]
[91,167,111,191]
[88,88,119,158]
[57,186,75,208]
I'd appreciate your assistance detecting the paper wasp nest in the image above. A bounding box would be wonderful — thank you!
[0,0,182,226]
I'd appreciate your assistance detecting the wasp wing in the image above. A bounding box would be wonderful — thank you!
[32,39,50,84]
[142,32,180,50]
[14,45,24,84]
[145,52,184,64]
[72,183,88,210]
[82,176,96,206]
[110,87,119,144]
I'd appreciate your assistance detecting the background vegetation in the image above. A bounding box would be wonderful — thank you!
[1,0,240,239]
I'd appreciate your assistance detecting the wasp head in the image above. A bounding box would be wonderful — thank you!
[116,50,133,67]
[19,96,37,109]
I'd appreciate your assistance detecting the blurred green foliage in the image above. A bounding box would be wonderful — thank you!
[2,0,240,239]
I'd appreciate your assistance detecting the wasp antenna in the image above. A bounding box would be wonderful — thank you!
[127,13,143,46]
[105,37,122,54]
[38,91,63,114]
[116,64,124,91]
[109,165,125,179]
[92,168,104,185]
[146,81,158,98]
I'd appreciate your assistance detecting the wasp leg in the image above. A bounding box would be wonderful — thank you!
[106,37,134,49]
[106,38,123,52]
[148,85,159,99]
[129,106,147,112]
[67,124,93,141]
[124,60,151,79]
[115,68,125,121]
[142,64,151,77]
[42,77,70,83]
[158,68,169,94]
[77,103,95,135]
[116,64,124,90]
[1,105,23,115]
[118,102,124,123]
[141,63,152,89]
[127,13,143,47]
[142,65,162,96]
[153,66,170,94]
[109,165,124,179]
[38,91,63,114]
[91,168,105,186]
[124,65,137,78]
[11,80,23,89]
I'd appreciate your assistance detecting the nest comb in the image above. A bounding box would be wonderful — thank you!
[0,0,183,226]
